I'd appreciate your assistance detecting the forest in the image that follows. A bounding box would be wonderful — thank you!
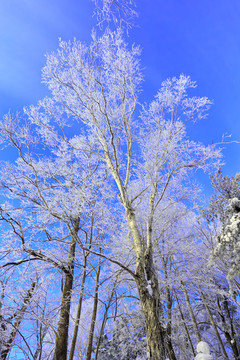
[0,1,239,359]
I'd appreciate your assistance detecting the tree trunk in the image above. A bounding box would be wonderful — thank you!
[53,272,74,360]
[85,253,101,360]
[164,261,177,360]
[136,278,166,360]
[127,207,166,360]
[68,253,88,360]
[104,152,167,359]
[217,296,240,360]
[181,281,201,343]
[200,290,229,359]
[175,291,195,357]
[0,281,36,360]
[33,326,47,360]
[94,287,115,360]
[53,220,79,360]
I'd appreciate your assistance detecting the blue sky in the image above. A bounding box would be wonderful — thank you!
[1,0,240,190]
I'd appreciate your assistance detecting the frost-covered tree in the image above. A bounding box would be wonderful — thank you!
[0,109,117,359]
[93,0,137,28]
[0,275,36,360]
[215,196,240,285]
[199,170,240,359]
[27,30,221,359]
[206,169,240,292]
[96,307,147,360]
[0,25,223,360]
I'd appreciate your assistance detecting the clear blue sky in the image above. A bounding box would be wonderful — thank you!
[1,0,240,186]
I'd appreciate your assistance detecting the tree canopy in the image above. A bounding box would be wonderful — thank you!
[0,1,239,360]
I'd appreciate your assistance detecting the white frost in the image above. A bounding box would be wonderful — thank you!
[146,280,153,296]
[197,341,210,354]
[195,341,212,360]
[195,354,212,360]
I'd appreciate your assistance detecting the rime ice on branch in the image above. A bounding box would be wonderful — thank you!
[214,196,240,285]
[93,0,137,28]
[0,28,223,360]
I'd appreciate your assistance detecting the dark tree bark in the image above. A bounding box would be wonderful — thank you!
[68,253,88,360]
[217,296,240,360]
[181,282,201,343]
[175,291,196,357]
[53,220,79,360]
[163,260,177,360]
[85,252,102,360]
[0,281,36,360]
[200,290,229,359]
[94,286,115,360]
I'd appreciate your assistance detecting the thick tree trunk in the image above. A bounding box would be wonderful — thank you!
[136,276,166,360]
[104,152,167,359]
[53,221,79,360]
[53,272,74,360]
[126,207,166,360]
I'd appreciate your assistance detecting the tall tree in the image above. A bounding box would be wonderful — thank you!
[19,30,221,359]
[0,111,110,358]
